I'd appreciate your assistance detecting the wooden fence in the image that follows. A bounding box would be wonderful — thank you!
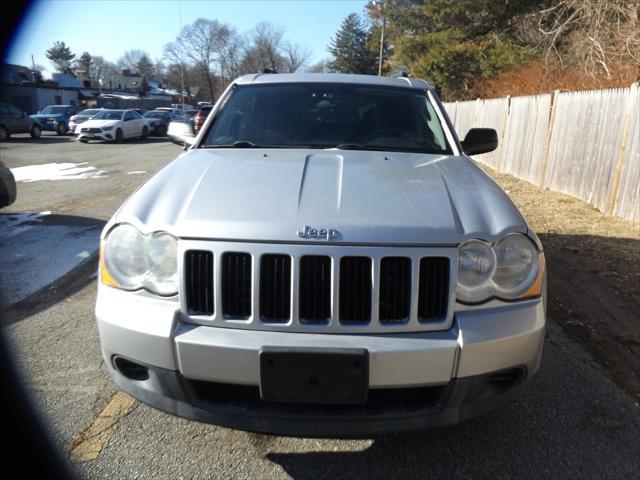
[444,83,639,223]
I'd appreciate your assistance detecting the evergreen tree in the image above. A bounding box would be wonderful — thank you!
[77,51,92,83]
[136,53,155,77]
[327,13,377,74]
[45,41,75,73]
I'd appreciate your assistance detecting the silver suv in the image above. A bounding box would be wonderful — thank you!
[96,73,546,436]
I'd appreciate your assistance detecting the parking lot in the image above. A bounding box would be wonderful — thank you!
[2,133,639,479]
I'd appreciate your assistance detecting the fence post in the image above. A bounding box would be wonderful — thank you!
[538,89,559,187]
[606,82,639,215]
[497,95,511,172]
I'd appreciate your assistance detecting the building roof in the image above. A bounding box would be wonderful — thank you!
[234,73,431,90]
[51,73,82,88]
[1,63,37,84]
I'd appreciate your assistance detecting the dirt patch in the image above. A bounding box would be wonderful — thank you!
[482,165,640,400]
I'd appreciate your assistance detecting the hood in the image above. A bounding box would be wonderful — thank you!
[81,119,119,128]
[115,149,527,245]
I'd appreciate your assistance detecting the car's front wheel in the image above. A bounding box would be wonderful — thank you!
[141,126,149,140]
[114,128,123,143]
[56,122,67,135]
[30,124,41,139]
[0,125,8,141]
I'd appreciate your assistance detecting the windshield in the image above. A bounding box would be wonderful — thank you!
[144,111,170,119]
[202,83,452,154]
[78,109,99,116]
[41,106,67,114]
[93,110,124,120]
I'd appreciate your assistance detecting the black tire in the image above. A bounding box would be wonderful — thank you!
[0,125,8,141]
[30,124,41,139]
[141,126,148,140]
[114,128,123,143]
[78,138,89,144]
[56,122,66,135]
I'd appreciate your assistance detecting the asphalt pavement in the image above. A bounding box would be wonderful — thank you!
[1,133,639,479]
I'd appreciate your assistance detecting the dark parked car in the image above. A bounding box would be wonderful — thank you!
[30,105,78,135]
[143,110,173,136]
[193,105,213,133]
[0,102,42,140]
[0,160,17,208]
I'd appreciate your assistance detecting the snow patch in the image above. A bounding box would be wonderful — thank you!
[127,170,147,175]
[11,163,108,182]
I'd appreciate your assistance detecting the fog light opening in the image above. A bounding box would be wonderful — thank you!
[113,356,149,381]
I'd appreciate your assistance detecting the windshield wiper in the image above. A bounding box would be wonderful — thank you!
[202,141,258,148]
[334,143,368,150]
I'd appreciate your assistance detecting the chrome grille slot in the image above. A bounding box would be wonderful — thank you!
[379,257,411,323]
[184,250,214,316]
[221,252,252,318]
[259,254,291,323]
[418,257,450,322]
[339,256,372,324]
[299,255,331,324]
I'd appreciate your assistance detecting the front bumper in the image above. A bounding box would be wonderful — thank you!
[78,131,114,142]
[96,286,545,435]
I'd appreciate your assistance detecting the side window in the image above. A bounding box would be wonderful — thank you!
[9,104,23,116]
[124,112,133,121]
[0,104,9,115]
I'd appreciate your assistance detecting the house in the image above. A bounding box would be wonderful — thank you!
[0,62,84,113]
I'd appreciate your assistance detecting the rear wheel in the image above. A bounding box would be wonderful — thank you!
[141,126,148,140]
[30,124,41,139]
[56,122,67,135]
[114,128,123,143]
[0,125,8,141]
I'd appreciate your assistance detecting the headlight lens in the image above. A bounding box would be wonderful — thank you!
[146,233,178,295]
[493,233,539,297]
[103,126,114,131]
[101,224,178,295]
[456,234,543,304]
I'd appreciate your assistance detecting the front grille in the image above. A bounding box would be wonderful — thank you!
[418,257,450,322]
[81,127,101,133]
[379,257,411,323]
[299,256,331,324]
[221,252,252,318]
[184,250,214,315]
[182,244,452,332]
[259,254,291,322]
[339,257,372,324]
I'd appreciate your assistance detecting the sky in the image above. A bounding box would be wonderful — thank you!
[6,0,369,72]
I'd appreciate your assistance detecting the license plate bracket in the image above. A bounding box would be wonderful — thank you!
[259,347,368,404]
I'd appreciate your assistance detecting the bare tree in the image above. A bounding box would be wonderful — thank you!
[538,0,640,77]
[282,42,311,73]
[164,18,238,100]
[117,49,148,72]
[90,56,118,90]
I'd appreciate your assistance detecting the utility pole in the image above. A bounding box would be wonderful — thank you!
[373,1,385,76]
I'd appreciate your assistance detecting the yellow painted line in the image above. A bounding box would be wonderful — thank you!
[69,391,135,462]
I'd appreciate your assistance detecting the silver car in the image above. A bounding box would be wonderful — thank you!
[96,73,546,436]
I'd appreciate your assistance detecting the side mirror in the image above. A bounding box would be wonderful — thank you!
[182,135,195,150]
[461,128,498,155]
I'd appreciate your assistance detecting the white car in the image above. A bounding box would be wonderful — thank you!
[77,109,149,143]
[69,108,102,134]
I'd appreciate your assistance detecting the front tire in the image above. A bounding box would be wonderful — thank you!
[0,125,8,141]
[114,128,123,143]
[30,124,41,139]
[141,126,148,140]
[56,122,67,135]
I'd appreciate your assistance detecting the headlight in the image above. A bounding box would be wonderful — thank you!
[100,224,178,296]
[456,234,544,304]
[103,126,114,131]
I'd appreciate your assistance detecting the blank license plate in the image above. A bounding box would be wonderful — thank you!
[259,347,368,404]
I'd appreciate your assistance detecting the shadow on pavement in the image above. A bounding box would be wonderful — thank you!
[0,213,105,325]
